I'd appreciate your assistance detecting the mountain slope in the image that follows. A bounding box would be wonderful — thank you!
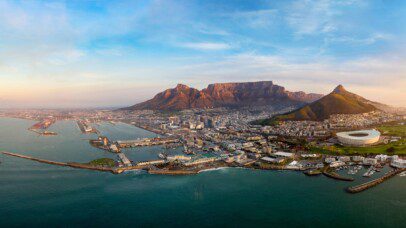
[268,85,378,121]
[122,81,323,111]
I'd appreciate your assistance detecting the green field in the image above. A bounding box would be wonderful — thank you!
[87,158,116,167]
[310,124,406,155]
[376,124,406,137]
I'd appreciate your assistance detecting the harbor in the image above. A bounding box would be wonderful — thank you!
[347,168,405,193]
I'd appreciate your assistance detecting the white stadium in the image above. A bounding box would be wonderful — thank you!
[336,129,381,146]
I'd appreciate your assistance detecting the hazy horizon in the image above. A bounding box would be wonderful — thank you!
[1,0,405,108]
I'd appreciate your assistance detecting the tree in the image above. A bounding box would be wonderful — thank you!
[386,147,395,154]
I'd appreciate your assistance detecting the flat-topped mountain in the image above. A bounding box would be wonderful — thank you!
[264,85,379,122]
[122,81,323,111]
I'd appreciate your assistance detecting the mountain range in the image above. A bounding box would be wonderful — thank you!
[122,81,323,111]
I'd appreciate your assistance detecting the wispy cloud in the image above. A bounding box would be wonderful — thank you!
[327,33,393,45]
[179,42,233,51]
[286,0,338,36]
[226,9,278,28]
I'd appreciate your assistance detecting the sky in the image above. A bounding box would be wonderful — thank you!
[0,0,405,108]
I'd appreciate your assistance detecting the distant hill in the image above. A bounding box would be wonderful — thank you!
[121,81,323,111]
[258,85,379,123]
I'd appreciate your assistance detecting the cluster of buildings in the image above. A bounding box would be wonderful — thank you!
[1,107,404,173]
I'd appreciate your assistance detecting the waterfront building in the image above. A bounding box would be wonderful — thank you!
[363,158,378,166]
[391,157,406,168]
[375,154,390,162]
[352,156,365,162]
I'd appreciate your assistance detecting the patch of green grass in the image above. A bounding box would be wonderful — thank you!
[310,139,406,156]
[376,124,406,138]
[87,158,116,167]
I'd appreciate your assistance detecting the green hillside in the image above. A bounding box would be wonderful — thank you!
[264,85,378,122]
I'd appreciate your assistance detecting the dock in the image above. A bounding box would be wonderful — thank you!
[77,120,98,134]
[346,168,405,193]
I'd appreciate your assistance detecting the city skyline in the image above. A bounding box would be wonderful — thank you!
[0,0,405,108]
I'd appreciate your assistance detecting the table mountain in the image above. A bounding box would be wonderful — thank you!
[122,81,323,111]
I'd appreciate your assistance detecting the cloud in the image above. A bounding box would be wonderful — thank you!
[226,9,278,28]
[326,33,393,45]
[285,0,365,36]
[179,42,233,51]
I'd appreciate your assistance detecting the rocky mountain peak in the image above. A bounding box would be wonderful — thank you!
[333,84,347,93]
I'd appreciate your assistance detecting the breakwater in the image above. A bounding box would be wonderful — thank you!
[1,151,119,174]
[148,169,198,175]
[346,168,405,193]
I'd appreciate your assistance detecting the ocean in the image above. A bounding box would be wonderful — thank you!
[0,117,405,227]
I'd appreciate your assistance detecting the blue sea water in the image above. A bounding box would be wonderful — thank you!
[0,117,405,227]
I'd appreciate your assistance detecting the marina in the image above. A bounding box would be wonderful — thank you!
[347,168,405,193]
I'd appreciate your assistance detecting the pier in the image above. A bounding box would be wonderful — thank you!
[346,168,405,193]
[77,120,98,134]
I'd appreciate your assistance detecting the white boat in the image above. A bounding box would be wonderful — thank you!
[158,153,167,159]
[363,167,375,177]
[399,171,406,177]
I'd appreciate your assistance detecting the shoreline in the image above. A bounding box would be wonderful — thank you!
[2,151,402,194]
